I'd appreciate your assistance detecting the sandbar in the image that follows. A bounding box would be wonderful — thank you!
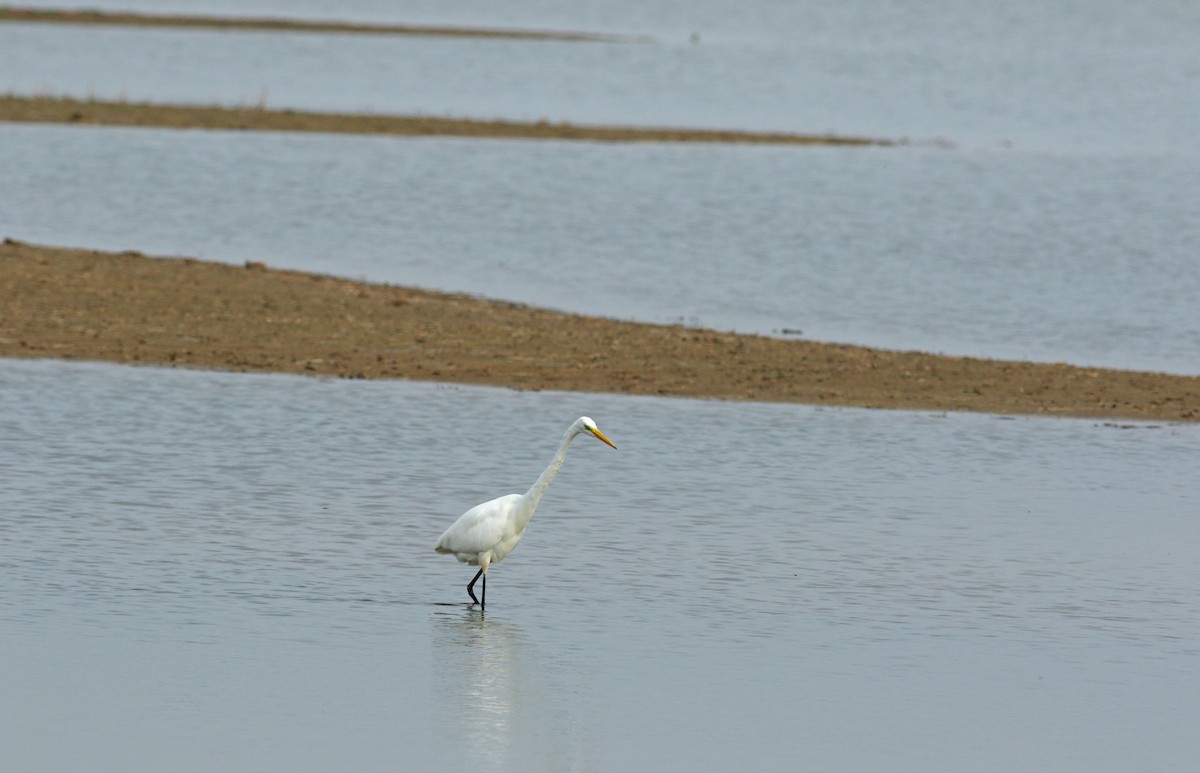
[3,240,1195,422]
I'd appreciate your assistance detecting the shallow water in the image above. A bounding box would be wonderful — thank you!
[3,123,1198,373]
[2,359,1198,771]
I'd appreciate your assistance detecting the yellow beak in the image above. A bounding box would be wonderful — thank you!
[590,427,617,449]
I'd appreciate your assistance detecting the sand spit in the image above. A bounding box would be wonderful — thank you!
[0,5,654,43]
[0,95,893,146]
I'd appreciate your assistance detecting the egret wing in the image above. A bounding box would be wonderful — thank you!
[434,493,524,556]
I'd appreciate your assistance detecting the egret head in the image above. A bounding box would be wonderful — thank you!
[578,416,617,449]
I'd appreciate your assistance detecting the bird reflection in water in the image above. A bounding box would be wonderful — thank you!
[429,610,595,772]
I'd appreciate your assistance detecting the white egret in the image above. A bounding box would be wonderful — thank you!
[434,416,617,609]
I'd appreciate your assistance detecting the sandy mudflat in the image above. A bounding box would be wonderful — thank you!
[0,6,653,42]
[0,95,892,146]
[2,240,1196,422]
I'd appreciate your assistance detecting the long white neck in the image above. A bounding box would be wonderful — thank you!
[521,423,581,521]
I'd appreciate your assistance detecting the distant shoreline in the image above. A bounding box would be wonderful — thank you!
[0,95,895,146]
[0,5,655,43]
[3,240,1196,423]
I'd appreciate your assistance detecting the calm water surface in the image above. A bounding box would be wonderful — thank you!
[1,360,1198,771]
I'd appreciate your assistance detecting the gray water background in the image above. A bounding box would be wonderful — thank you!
[2,125,1198,373]
[5,0,1200,154]
[2,0,1199,372]
[2,359,1198,771]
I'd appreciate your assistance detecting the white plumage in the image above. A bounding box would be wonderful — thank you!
[434,416,617,608]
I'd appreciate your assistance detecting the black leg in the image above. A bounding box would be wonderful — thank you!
[481,573,486,610]
[466,567,483,606]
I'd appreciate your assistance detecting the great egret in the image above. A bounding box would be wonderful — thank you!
[434,416,617,609]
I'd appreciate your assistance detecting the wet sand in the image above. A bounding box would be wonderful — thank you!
[0,96,892,146]
[3,240,1196,422]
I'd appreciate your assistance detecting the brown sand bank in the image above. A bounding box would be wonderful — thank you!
[2,240,1196,422]
[0,95,891,146]
[0,5,653,42]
